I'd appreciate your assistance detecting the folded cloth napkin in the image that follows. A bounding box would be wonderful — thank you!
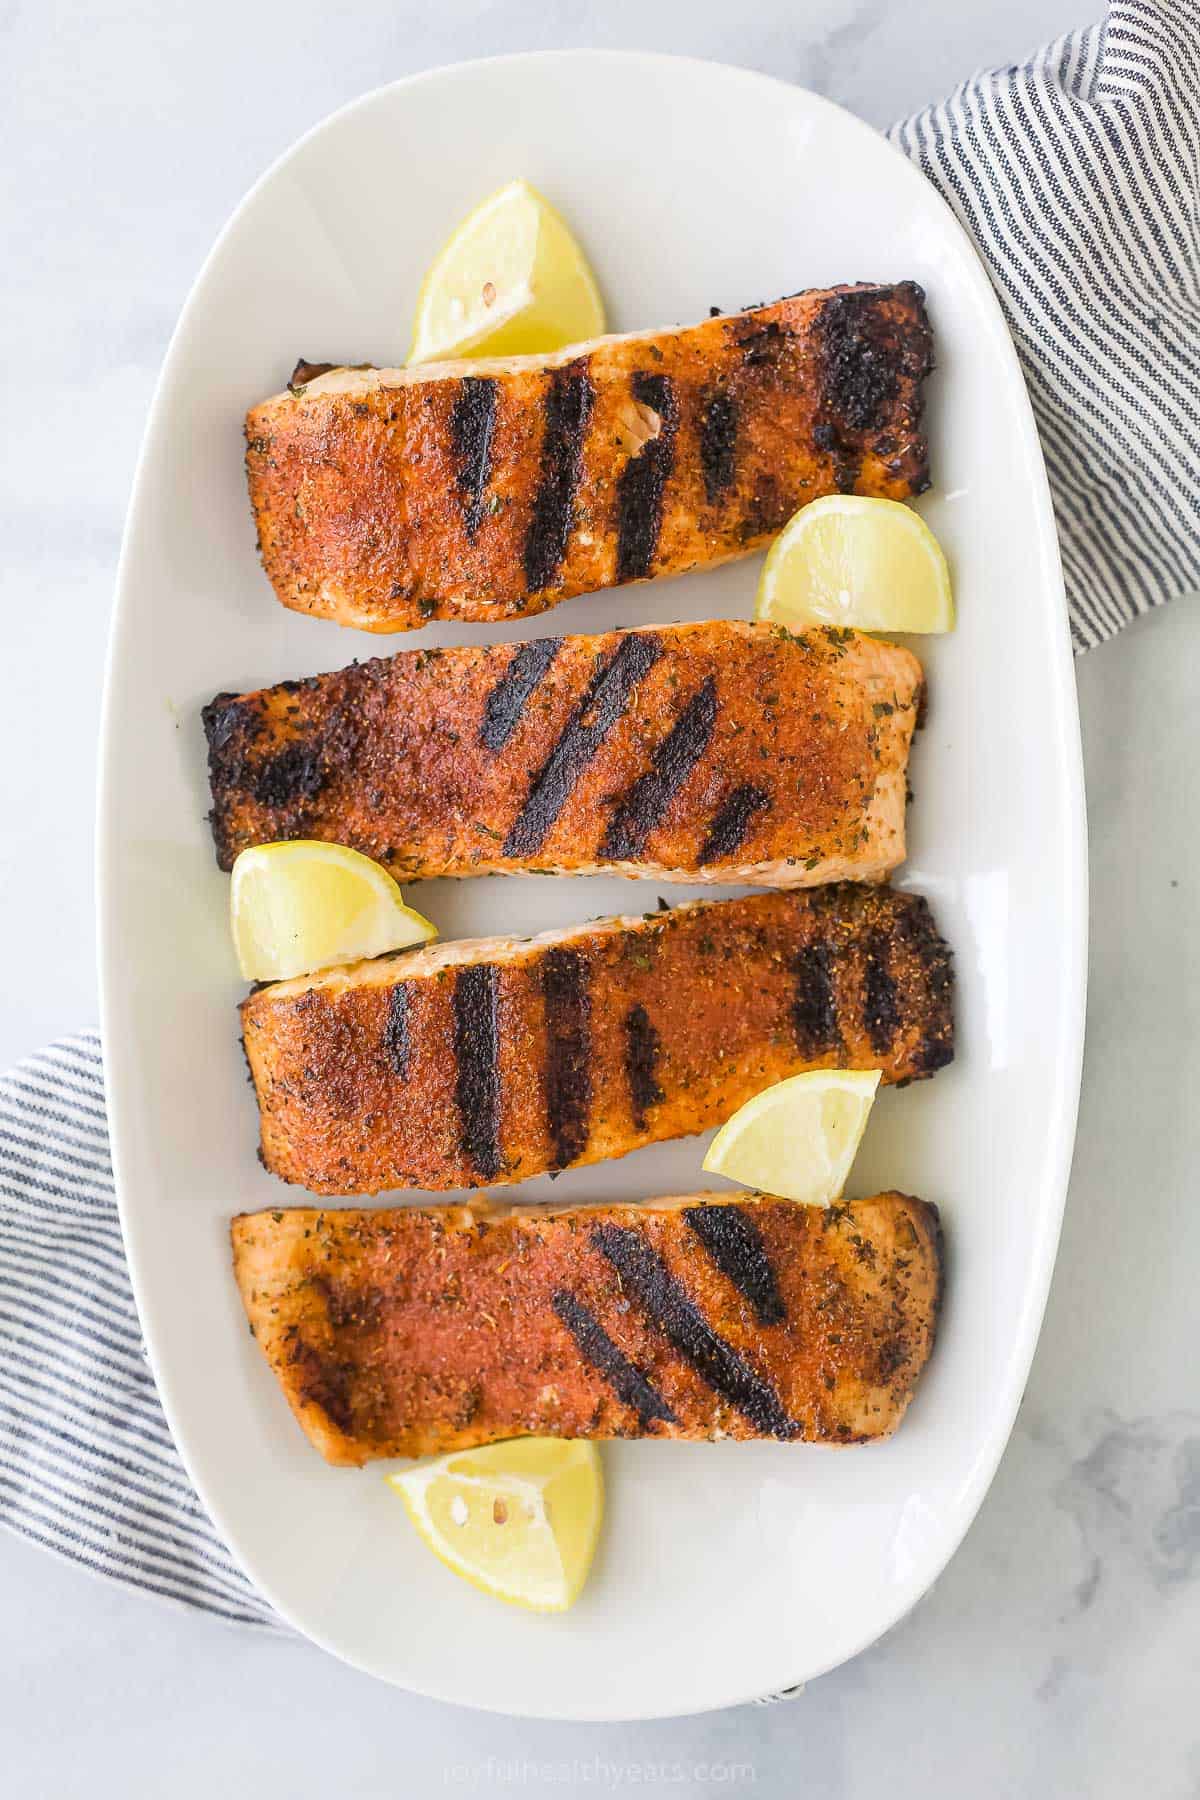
[888,0,1200,651]
[0,1034,277,1626]
[2,0,1199,1673]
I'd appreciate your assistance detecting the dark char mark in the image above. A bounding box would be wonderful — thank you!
[793,942,841,1057]
[818,290,902,434]
[683,1205,786,1327]
[896,897,955,1076]
[592,1225,799,1439]
[601,676,718,860]
[480,638,562,752]
[523,360,594,593]
[625,1004,664,1132]
[449,376,498,538]
[382,985,412,1079]
[250,742,325,809]
[699,784,770,865]
[615,372,680,583]
[542,948,592,1169]
[699,390,737,503]
[734,318,790,367]
[288,358,336,392]
[202,692,258,756]
[503,634,663,857]
[551,1290,677,1429]
[812,287,933,498]
[862,931,901,1054]
[453,965,501,1180]
[811,421,860,496]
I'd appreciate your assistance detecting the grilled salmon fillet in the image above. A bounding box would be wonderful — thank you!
[204,622,923,885]
[245,283,933,632]
[231,1191,943,1464]
[241,884,953,1195]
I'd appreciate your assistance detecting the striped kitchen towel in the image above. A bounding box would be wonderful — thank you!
[889,0,1200,652]
[0,1033,277,1626]
[2,0,1199,1662]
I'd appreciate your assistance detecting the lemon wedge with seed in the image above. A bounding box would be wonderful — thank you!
[388,1439,603,1612]
[756,495,954,635]
[408,178,606,364]
[702,1069,882,1206]
[229,841,436,983]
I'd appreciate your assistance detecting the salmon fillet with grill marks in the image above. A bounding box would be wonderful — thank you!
[204,623,923,886]
[241,884,953,1196]
[231,1191,943,1464]
[245,283,933,632]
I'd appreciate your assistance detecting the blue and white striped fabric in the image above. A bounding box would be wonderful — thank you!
[889,0,1200,652]
[0,1033,277,1627]
[2,0,1199,1652]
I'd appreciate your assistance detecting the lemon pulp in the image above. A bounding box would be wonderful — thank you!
[408,178,605,364]
[388,1438,603,1612]
[755,495,954,636]
[702,1068,882,1206]
[229,841,436,983]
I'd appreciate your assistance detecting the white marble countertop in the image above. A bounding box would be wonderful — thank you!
[6,1,1200,1793]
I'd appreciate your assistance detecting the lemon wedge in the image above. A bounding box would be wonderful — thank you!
[229,841,436,983]
[408,178,606,364]
[702,1069,882,1205]
[755,495,954,635]
[388,1439,603,1613]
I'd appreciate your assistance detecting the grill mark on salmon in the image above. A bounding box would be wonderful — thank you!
[542,948,592,1170]
[244,283,933,632]
[895,902,957,1079]
[699,783,771,865]
[382,985,412,1079]
[240,885,954,1195]
[624,1002,664,1134]
[615,372,680,582]
[523,359,594,594]
[453,965,501,1180]
[252,742,324,809]
[594,1221,798,1437]
[204,622,923,887]
[699,389,737,502]
[551,1290,678,1430]
[820,292,902,427]
[863,931,901,1055]
[449,376,498,538]
[502,631,663,857]
[683,1204,786,1327]
[793,942,841,1058]
[600,675,718,861]
[231,1192,942,1462]
[735,317,789,366]
[479,637,562,752]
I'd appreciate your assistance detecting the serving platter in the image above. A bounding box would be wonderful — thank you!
[97,51,1086,1718]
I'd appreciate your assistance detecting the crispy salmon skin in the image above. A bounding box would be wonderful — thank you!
[240,884,954,1196]
[231,1191,943,1464]
[245,283,933,631]
[204,622,923,886]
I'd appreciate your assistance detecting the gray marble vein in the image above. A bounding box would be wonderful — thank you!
[4,1,1199,1795]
